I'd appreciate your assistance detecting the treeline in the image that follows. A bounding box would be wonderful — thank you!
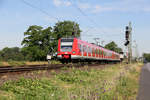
[0,47,24,61]
[143,53,150,62]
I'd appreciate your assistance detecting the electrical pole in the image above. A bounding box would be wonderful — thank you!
[128,22,132,64]
[133,40,139,61]
[73,23,78,38]
[94,38,100,46]
[101,40,105,47]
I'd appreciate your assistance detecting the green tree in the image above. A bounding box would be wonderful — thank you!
[53,20,81,40]
[0,47,24,61]
[143,53,150,62]
[21,25,54,61]
[0,50,2,61]
[104,41,122,53]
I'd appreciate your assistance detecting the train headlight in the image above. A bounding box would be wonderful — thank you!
[72,51,76,54]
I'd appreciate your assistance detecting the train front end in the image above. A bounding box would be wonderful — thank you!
[57,38,78,63]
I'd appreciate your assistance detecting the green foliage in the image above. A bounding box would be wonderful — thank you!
[21,25,54,61]
[50,60,61,64]
[0,78,64,100]
[116,76,138,99]
[0,47,24,61]
[8,60,26,67]
[0,61,3,66]
[143,53,150,62]
[53,20,81,40]
[104,41,122,53]
[56,68,92,84]
[61,66,68,70]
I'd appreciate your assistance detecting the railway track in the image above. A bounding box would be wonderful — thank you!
[0,64,48,68]
[0,64,66,73]
[0,63,111,73]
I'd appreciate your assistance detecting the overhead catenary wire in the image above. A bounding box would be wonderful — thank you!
[69,0,108,35]
[21,0,60,21]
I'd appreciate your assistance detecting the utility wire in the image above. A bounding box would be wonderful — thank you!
[21,0,60,21]
[69,0,108,34]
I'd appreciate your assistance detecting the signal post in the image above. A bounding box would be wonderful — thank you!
[124,22,132,64]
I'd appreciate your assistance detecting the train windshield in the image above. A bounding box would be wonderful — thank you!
[61,38,73,52]
[61,45,72,52]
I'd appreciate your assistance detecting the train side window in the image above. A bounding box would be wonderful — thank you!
[92,48,94,54]
[81,45,83,52]
[100,49,101,55]
[88,46,89,53]
[79,44,81,52]
[86,46,88,53]
[85,46,87,52]
[99,49,101,55]
[83,45,85,52]
[84,46,86,52]
[90,47,92,53]
[104,51,106,56]
[83,45,87,53]
[78,44,81,52]
[96,49,98,54]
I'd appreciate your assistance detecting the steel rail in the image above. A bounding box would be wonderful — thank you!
[0,63,111,73]
[0,64,66,73]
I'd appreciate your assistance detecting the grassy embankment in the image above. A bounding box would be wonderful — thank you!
[0,63,143,100]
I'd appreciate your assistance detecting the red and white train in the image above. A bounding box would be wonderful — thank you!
[57,38,120,63]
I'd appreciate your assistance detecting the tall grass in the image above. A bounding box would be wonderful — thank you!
[0,61,3,66]
[8,60,26,67]
[0,63,142,100]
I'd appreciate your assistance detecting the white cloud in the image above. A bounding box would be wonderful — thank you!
[77,3,113,14]
[53,0,62,7]
[64,1,71,6]
[53,0,71,7]
[76,0,150,14]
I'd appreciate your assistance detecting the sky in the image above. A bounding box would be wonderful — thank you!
[0,0,150,56]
